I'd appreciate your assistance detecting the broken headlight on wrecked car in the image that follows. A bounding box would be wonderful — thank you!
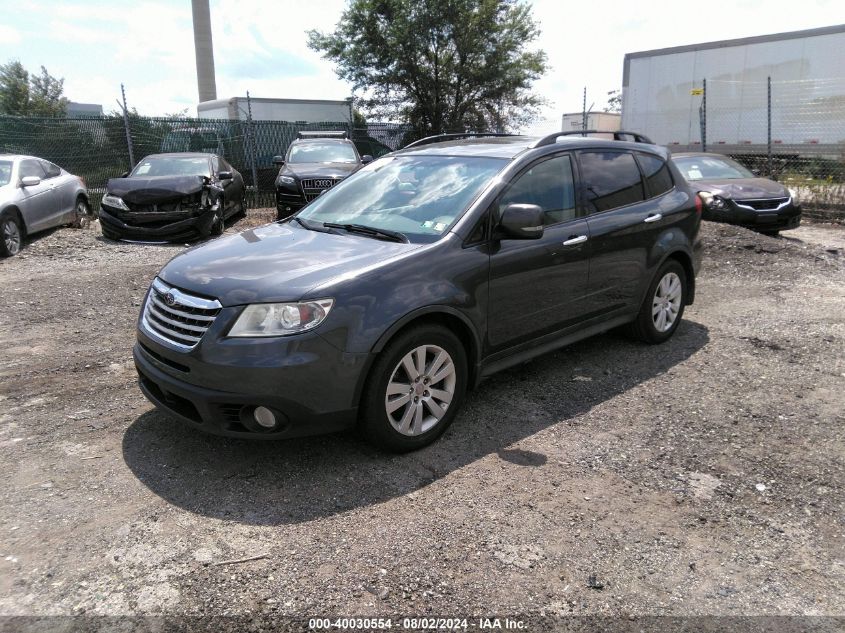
[102,194,130,211]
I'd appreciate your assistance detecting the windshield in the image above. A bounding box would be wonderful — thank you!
[131,156,211,178]
[297,155,507,243]
[288,142,358,164]
[674,155,754,181]
[0,160,11,186]
[162,130,220,153]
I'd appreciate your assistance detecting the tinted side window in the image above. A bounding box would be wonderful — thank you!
[499,155,577,225]
[40,160,61,179]
[579,151,645,213]
[637,153,673,198]
[19,159,46,179]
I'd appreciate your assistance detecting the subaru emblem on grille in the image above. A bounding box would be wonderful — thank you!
[164,292,177,306]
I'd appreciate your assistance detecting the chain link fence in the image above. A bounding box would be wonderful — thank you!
[0,115,411,209]
[675,77,845,219]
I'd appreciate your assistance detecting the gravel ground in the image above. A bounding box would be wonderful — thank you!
[0,213,843,626]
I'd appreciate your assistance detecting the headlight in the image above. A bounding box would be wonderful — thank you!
[228,299,334,337]
[278,175,296,186]
[102,193,129,211]
[788,187,800,205]
[699,191,728,211]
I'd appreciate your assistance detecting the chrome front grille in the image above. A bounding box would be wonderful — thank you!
[301,177,342,202]
[142,278,222,350]
[735,197,790,211]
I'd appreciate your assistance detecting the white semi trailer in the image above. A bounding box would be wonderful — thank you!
[197,97,352,123]
[621,24,845,157]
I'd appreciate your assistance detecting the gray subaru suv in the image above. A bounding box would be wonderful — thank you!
[134,131,703,451]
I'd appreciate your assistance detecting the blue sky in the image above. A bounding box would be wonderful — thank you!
[0,0,841,133]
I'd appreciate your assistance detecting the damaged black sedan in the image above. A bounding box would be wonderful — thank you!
[100,153,245,242]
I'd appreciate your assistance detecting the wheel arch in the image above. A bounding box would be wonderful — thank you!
[662,249,696,305]
[1,204,27,236]
[353,307,483,407]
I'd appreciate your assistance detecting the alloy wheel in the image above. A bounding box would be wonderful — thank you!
[652,271,682,332]
[384,344,456,436]
[3,219,21,255]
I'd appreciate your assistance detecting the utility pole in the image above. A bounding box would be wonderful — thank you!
[118,83,135,169]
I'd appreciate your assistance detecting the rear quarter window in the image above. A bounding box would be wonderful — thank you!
[579,151,645,213]
[637,153,674,198]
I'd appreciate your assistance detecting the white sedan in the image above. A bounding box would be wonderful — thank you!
[0,154,91,257]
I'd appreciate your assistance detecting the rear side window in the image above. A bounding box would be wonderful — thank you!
[40,160,61,179]
[579,151,645,213]
[498,155,577,225]
[637,154,673,198]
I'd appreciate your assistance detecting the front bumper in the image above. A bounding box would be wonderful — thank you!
[134,319,369,439]
[100,205,217,241]
[275,189,306,219]
[704,202,802,232]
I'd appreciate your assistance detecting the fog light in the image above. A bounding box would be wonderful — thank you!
[253,406,277,429]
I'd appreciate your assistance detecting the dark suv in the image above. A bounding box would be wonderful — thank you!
[274,132,373,219]
[135,131,703,452]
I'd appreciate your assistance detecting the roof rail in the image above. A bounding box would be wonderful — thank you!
[531,130,654,149]
[403,132,518,149]
[297,131,348,140]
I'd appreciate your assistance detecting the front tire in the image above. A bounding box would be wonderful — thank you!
[627,259,687,344]
[360,325,467,452]
[71,197,93,229]
[1,211,23,257]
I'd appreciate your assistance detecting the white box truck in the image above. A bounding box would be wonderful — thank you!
[621,24,845,157]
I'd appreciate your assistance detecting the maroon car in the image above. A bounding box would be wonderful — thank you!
[672,152,801,235]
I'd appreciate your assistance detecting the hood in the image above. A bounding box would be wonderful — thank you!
[690,177,788,200]
[107,175,208,204]
[284,162,360,179]
[158,221,421,306]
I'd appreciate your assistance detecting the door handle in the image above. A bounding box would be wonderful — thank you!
[562,235,588,246]
[643,213,662,223]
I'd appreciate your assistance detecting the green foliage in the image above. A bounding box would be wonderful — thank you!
[28,66,68,116]
[308,0,548,136]
[0,60,67,117]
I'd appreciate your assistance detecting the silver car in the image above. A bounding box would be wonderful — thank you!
[0,154,91,257]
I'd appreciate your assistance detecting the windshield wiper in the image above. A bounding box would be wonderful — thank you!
[289,216,334,233]
[322,222,408,243]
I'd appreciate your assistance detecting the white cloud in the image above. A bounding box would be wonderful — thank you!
[0,24,22,45]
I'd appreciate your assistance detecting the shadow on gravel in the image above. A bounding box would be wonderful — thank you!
[122,321,709,525]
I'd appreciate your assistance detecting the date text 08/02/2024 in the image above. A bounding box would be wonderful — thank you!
[308,617,527,630]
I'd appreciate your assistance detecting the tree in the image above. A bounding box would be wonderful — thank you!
[308,0,548,136]
[0,60,68,116]
[605,89,622,114]
[0,61,30,115]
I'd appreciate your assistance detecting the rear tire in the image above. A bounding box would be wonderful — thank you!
[626,259,687,344]
[1,211,23,257]
[360,325,467,452]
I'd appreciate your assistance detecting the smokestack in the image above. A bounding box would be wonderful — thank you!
[191,0,217,102]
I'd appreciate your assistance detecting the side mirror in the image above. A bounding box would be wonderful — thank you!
[361,154,374,164]
[218,171,233,180]
[272,156,286,166]
[20,176,41,187]
[498,203,544,240]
